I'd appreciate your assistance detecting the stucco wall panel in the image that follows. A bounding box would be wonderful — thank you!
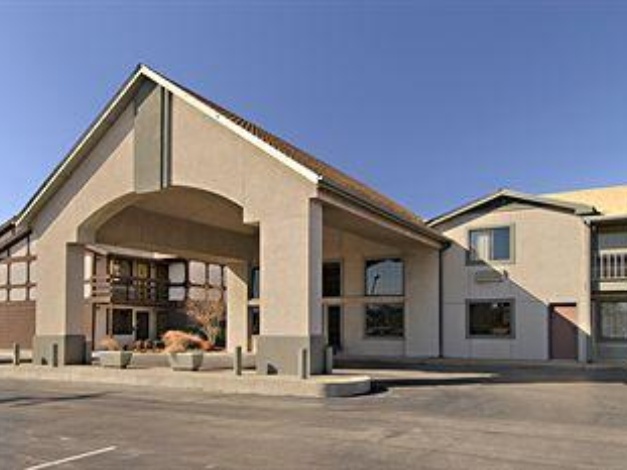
[440,204,590,361]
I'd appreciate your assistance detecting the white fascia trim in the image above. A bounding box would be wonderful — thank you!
[139,66,321,184]
[16,68,146,226]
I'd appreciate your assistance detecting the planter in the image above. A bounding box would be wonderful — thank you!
[99,351,133,369]
[167,351,204,371]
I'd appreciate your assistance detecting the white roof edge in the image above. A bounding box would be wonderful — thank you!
[428,188,597,227]
[16,67,145,226]
[17,64,321,226]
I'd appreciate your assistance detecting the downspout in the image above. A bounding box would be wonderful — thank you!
[587,220,596,363]
[438,242,451,359]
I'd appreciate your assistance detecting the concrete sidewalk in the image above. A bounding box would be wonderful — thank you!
[0,364,371,398]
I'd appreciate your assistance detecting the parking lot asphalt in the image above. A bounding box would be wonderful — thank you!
[2,363,627,469]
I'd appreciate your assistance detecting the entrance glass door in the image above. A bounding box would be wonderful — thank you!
[326,305,342,353]
[135,311,150,341]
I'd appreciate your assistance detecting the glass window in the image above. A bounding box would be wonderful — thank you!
[365,304,404,338]
[250,267,260,299]
[0,264,7,285]
[188,261,206,285]
[111,258,132,278]
[10,262,28,285]
[169,262,186,284]
[208,264,223,287]
[323,262,342,298]
[469,227,512,263]
[365,259,403,296]
[468,301,514,338]
[249,306,260,336]
[599,301,627,340]
[111,309,133,335]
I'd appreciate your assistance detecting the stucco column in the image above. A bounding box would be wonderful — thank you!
[256,201,324,375]
[225,261,249,353]
[33,243,86,365]
[404,247,440,357]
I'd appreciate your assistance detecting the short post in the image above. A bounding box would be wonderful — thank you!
[234,346,243,376]
[52,343,59,368]
[298,347,309,380]
[325,345,334,374]
[12,343,20,366]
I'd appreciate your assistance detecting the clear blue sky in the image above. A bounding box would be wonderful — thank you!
[1,1,627,223]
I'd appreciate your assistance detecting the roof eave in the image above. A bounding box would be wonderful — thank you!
[319,178,448,246]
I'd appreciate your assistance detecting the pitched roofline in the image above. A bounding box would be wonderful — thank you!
[15,64,436,242]
[428,188,598,227]
[16,65,146,226]
[16,64,322,226]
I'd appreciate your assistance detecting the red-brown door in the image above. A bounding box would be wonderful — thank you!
[549,304,578,360]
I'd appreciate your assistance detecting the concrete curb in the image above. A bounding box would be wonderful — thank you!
[0,365,371,398]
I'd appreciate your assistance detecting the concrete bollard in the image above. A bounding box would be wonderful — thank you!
[52,343,59,368]
[234,346,243,376]
[12,343,20,366]
[325,346,334,374]
[298,347,309,380]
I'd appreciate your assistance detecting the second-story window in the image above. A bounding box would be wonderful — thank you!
[249,266,260,300]
[469,227,512,263]
[323,262,342,298]
[365,259,404,296]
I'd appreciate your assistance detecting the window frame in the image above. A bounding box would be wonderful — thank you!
[364,302,405,339]
[467,225,515,265]
[596,300,627,342]
[364,257,405,297]
[466,299,515,339]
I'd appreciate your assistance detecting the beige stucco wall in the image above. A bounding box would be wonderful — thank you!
[171,97,322,338]
[322,225,440,358]
[32,104,136,335]
[27,81,441,369]
[438,204,591,361]
[30,90,324,351]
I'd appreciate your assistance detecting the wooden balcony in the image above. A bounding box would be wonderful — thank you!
[87,275,171,306]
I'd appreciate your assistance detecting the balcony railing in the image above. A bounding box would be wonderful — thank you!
[594,250,627,281]
[88,275,170,305]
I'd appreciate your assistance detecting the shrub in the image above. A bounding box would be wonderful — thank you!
[99,336,121,352]
[162,330,209,353]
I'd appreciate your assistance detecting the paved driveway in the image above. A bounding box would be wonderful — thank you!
[2,363,627,469]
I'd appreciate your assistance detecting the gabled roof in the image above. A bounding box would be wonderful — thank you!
[16,64,443,242]
[428,188,598,227]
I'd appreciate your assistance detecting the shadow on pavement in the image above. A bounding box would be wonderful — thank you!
[337,360,627,393]
[0,391,111,408]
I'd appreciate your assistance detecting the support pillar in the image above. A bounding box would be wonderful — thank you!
[33,243,86,366]
[226,261,249,353]
[256,201,324,376]
[404,247,440,357]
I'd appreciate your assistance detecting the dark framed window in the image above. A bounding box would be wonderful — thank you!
[467,300,514,338]
[365,258,404,296]
[468,227,512,263]
[365,304,404,338]
[110,258,132,278]
[111,309,133,335]
[249,267,260,299]
[323,262,342,298]
[249,306,260,336]
[598,301,627,341]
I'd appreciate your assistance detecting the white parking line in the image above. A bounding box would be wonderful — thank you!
[24,446,117,470]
